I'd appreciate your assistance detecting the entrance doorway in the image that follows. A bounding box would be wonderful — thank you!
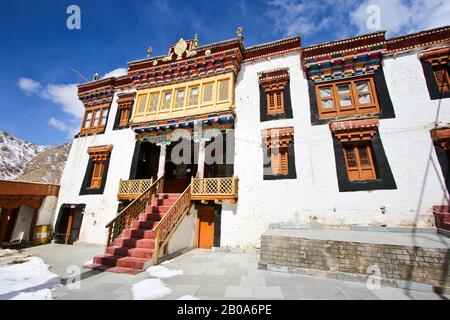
[196,206,215,249]
[0,208,19,244]
[164,140,198,193]
[54,205,85,245]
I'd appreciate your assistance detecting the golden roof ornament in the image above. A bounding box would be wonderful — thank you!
[146,47,153,58]
[174,38,188,60]
[193,33,199,48]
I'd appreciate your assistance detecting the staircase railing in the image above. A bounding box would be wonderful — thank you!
[118,178,154,200]
[191,176,239,200]
[152,184,192,264]
[105,175,164,247]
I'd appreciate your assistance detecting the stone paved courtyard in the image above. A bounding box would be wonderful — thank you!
[23,244,449,300]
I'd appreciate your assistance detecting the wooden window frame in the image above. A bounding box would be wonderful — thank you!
[432,65,450,94]
[262,127,295,179]
[342,142,377,182]
[118,108,131,127]
[316,76,380,119]
[80,104,109,135]
[86,146,112,190]
[270,147,289,175]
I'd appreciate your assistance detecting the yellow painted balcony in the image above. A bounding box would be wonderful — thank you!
[131,73,235,124]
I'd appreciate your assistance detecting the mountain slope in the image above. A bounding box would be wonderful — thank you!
[0,131,71,184]
[16,143,71,184]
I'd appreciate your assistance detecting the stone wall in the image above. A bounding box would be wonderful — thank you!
[260,234,450,290]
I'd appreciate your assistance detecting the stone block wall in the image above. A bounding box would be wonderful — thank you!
[260,234,450,289]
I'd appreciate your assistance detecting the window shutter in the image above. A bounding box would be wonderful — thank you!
[90,161,105,188]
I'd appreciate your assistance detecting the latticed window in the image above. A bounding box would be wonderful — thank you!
[188,87,199,106]
[203,82,213,103]
[316,76,380,119]
[119,108,130,127]
[262,127,294,177]
[136,94,147,113]
[90,160,106,188]
[161,91,172,110]
[343,143,377,181]
[433,66,450,93]
[218,79,229,101]
[266,90,284,114]
[175,89,185,109]
[86,145,112,189]
[148,93,160,113]
[258,68,290,117]
[271,148,288,175]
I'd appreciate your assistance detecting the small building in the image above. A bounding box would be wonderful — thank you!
[0,180,59,245]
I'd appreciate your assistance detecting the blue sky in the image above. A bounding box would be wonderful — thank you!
[1,0,449,145]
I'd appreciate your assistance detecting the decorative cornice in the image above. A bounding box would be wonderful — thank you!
[261,127,294,148]
[329,118,379,143]
[243,37,301,63]
[386,26,450,55]
[87,145,113,155]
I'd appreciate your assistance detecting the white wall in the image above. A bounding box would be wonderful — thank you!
[167,205,197,254]
[53,90,137,244]
[36,195,58,226]
[11,206,34,242]
[222,51,450,248]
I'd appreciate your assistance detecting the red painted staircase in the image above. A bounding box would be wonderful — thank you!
[85,193,180,275]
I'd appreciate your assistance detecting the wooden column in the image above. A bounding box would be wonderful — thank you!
[197,139,207,179]
[157,144,167,178]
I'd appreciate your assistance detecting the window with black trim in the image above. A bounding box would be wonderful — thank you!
[258,68,293,122]
[420,48,450,100]
[113,93,135,130]
[262,127,296,180]
[330,118,396,192]
[308,68,396,125]
[79,145,113,195]
[431,128,450,192]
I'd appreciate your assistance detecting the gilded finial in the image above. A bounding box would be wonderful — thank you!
[147,46,153,58]
[236,26,244,39]
[193,33,199,48]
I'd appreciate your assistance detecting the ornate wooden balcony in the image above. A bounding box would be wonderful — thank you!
[190,177,239,204]
[118,178,154,201]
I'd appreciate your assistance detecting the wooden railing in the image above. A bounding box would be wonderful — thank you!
[118,178,154,201]
[106,176,164,247]
[191,176,239,202]
[152,185,192,264]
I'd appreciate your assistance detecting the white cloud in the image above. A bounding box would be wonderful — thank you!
[351,0,450,36]
[48,118,79,138]
[102,68,127,79]
[267,0,358,37]
[17,77,41,95]
[267,0,450,40]
[41,84,84,119]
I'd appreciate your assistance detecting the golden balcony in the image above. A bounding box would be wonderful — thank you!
[190,177,239,204]
[117,178,154,201]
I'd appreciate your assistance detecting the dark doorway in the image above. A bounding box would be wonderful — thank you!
[134,142,160,180]
[164,140,198,193]
[0,208,19,244]
[204,131,235,178]
[54,205,85,245]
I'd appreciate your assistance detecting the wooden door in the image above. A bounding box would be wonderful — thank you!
[197,207,215,249]
[65,209,74,245]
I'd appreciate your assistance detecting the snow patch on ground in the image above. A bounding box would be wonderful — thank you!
[0,255,60,300]
[132,279,172,300]
[146,265,183,279]
[177,295,200,300]
[11,288,54,300]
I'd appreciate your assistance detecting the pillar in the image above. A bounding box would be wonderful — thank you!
[197,139,207,179]
[157,144,167,178]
